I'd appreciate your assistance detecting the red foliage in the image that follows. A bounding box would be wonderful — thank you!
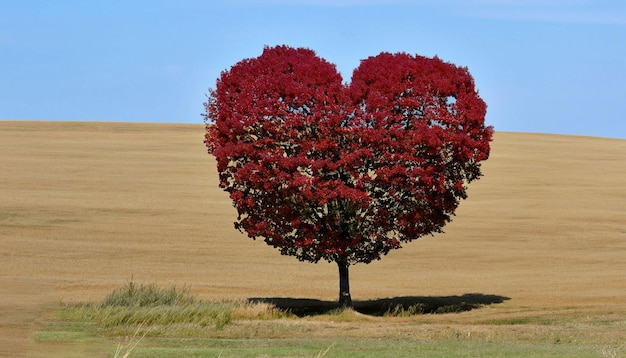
[204,45,493,266]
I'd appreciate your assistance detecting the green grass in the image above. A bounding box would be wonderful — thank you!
[36,325,620,358]
[60,281,265,337]
[106,338,609,358]
[33,282,626,357]
[100,281,197,307]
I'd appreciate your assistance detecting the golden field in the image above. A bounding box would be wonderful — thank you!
[1,121,625,356]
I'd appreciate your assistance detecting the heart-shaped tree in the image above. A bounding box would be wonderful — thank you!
[204,45,493,308]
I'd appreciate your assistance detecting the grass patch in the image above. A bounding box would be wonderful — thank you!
[78,302,234,334]
[62,281,288,337]
[34,282,626,357]
[101,281,196,307]
[36,282,297,356]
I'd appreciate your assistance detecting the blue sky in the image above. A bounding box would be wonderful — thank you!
[1,1,625,138]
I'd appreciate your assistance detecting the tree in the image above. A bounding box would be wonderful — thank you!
[204,45,493,308]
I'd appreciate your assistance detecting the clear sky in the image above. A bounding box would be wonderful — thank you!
[1,1,625,139]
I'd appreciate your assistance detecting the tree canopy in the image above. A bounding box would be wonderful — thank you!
[204,45,492,306]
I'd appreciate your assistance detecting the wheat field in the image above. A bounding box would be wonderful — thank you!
[1,121,625,356]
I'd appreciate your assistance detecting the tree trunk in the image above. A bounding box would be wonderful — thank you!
[337,258,352,308]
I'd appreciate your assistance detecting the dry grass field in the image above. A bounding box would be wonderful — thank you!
[1,120,625,356]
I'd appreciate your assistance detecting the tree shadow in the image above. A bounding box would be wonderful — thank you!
[249,294,510,317]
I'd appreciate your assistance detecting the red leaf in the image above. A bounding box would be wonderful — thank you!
[205,45,492,265]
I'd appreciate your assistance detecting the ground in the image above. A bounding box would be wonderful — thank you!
[0,121,625,356]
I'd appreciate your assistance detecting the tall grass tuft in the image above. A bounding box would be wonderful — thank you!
[101,281,195,308]
[80,281,233,334]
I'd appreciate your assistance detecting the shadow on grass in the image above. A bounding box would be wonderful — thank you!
[249,294,510,317]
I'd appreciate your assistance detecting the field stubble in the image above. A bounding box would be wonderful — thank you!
[1,121,625,356]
